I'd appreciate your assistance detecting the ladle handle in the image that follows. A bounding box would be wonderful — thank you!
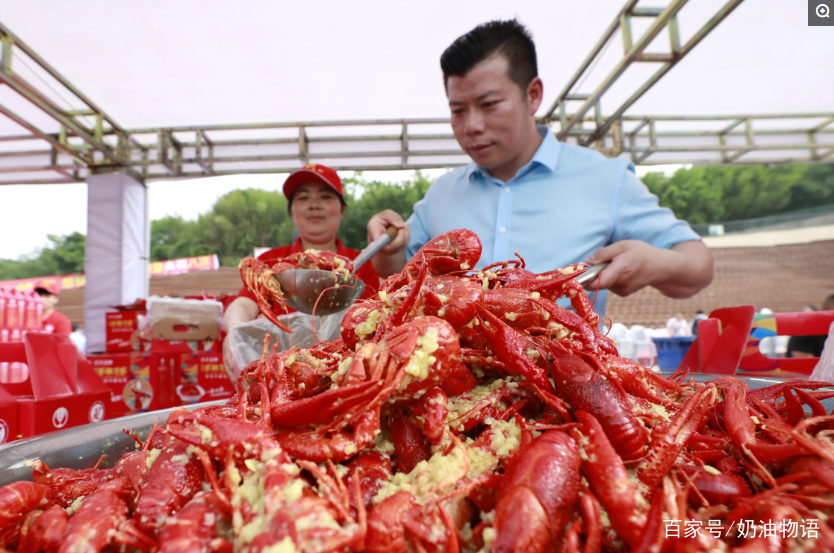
[352,226,399,273]
[574,262,611,285]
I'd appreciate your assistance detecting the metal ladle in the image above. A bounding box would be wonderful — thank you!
[574,261,610,286]
[274,227,399,315]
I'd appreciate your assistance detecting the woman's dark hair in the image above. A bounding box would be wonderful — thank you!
[287,190,347,213]
[440,19,538,94]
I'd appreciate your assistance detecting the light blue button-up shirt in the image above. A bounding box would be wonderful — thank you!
[405,126,700,315]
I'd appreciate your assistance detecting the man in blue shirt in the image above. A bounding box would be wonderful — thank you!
[367,20,713,314]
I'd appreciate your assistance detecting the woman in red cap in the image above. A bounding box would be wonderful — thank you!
[222,163,381,340]
[35,282,72,335]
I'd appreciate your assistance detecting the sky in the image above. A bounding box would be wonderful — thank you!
[0,0,830,260]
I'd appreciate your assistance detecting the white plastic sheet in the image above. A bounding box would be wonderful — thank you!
[810,321,834,383]
[146,296,222,326]
[225,310,347,382]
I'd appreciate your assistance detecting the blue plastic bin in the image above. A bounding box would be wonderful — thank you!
[652,336,696,370]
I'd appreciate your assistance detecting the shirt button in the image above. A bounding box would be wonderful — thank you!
[504,187,510,193]
[500,227,506,233]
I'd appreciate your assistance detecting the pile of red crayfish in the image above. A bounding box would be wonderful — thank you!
[4,228,834,553]
[239,250,354,332]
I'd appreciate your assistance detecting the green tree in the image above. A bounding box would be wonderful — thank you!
[0,232,86,280]
[789,163,834,211]
[644,168,725,224]
[338,172,433,250]
[715,165,798,221]
[151,216,200,262]
[193,188,295,266]
[645,163,834,224]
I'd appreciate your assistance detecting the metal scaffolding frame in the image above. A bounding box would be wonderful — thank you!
[0,0,830,187]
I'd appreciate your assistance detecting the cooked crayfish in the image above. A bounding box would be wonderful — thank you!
[3,228,834,553]
[238,249,355,332]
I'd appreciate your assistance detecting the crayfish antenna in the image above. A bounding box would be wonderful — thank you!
[192,448,231,515]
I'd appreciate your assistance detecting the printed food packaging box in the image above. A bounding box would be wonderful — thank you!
[177,352,234,405]
[89,352,177,417]
[0,333,110,439]
[105,310,144,353]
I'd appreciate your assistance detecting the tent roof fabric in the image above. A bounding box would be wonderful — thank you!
[0,0,830,132]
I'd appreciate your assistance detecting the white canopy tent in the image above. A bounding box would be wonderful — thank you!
[0,0,831,349]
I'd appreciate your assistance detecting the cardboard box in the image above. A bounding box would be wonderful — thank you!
[105,311,144,352]
[141,297,222,355]
[89,352,178,417]
[0,385,18,445]
[0,333,110,439]
[152,318,218,341]
[176,352,235,405]
[150,337,216,355]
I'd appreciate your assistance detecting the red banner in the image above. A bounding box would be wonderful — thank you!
[0,274,86,293]
[149,255,220,276]
[0,255,220,292]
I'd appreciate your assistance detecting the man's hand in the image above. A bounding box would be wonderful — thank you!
[367,210,410,278]
[583,240,713,298]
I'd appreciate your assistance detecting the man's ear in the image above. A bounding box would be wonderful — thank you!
[526,76,544,116]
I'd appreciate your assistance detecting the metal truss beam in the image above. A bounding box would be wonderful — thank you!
[544,0,745,146]
[0,112,831,184]
[0,1,830,187]
[0,22,143,183]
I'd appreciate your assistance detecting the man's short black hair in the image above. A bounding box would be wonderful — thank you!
[440,19,538,93]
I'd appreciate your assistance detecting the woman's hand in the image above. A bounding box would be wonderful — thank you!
[367,210,410,278]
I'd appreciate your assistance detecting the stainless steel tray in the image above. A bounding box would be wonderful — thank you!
[0,401,224,487]
[1,375,831,488]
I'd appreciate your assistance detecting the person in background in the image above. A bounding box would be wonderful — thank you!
[69,323,86,353]
[35,283,72,335]
[666,312,691,337]
[788,296,834,358]
[366,20,713,315]
[222,164,381,371]
[689,309,708,335]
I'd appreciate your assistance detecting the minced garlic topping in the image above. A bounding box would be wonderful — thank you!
[403,327,440,381]
[145,448,162,469]
[261,537,297,553]
[355,309,382,341]
[372,442,467,505]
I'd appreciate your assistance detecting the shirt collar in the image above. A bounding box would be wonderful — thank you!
[467,125,562,182]
[291,236,346,253]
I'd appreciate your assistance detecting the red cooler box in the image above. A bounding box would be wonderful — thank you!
[0,385,18,444]
[0,333,110,439]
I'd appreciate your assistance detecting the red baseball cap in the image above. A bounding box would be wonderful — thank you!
[283,164,344,201]
[35,281,59,295]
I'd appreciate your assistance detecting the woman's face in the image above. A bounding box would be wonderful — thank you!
[290,181,344,245]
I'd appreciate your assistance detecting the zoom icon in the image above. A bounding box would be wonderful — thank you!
[810,0,834,24]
